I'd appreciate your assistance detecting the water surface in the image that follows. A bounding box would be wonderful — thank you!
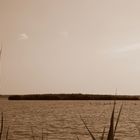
[0,100,139,140]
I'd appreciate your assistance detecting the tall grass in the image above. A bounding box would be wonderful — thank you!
[101,127,106,140]
[80,116,96,140]
[77,136,80,140]
[0,112,3,140]
[41,128,44,140]
[114,103,123,137]
[107,101,116,140]
[6,126,9,140]
[30,126,35,140]
[80,101,123,140]
[0,113,10,140]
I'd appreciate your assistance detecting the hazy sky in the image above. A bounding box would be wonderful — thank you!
[1,0,140,95]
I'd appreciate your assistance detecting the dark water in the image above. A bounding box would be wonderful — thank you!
[0,100,139,140]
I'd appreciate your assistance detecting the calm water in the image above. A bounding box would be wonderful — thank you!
[0,100,139,140]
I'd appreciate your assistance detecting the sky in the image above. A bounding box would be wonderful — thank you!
[1,0,140,95]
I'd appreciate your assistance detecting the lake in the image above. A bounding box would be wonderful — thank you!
[0,100,139,140]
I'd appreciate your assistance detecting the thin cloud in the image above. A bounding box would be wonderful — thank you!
[104,43,140,55]
[18,33,29,40]
[112,43,140,53]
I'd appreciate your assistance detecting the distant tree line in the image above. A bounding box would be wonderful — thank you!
[8,94,140,100]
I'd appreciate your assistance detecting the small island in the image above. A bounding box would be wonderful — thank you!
[8,93,140,100]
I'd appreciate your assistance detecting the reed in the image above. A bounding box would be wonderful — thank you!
[106,102,123,140]
[41,128,44,140]
[80,116,96,140]
[0,112,4,140]
[30,126,35,140]
[76,136,80,140]
[101,127,106,140]
[107,101,115,140]
[114,103,123,136]
[80,101,123,140]
[6,126,10,140]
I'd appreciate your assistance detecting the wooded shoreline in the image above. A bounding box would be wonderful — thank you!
[8,94,140,100]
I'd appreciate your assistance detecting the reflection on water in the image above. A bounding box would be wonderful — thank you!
[0,100,139,140]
